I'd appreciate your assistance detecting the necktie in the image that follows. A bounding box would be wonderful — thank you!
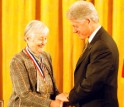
[77,41,89,63]
[79,41,89,58]
[83,41,89,53]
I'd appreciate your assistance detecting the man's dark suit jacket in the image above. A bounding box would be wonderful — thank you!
[68,27,119,107]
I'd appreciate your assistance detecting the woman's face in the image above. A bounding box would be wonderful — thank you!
[27,33,48,54]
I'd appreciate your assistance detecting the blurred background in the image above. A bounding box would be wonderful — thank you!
[0,0,124,107]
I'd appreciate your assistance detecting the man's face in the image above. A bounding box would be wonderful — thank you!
[70,19,91,40]
[27,33,48,54]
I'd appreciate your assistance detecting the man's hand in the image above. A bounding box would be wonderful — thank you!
[56,93,69,102]
[50,100,63,107]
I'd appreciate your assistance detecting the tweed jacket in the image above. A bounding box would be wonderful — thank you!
[68,27,119,107]
[8,49,59,107]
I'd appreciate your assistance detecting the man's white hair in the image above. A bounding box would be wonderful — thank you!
[24,20,49,41]
[67,0,99,22]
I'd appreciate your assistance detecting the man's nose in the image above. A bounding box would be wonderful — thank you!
[73,28,78,33]
[41,40,47,45]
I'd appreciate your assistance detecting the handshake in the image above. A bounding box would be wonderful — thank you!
[50,93,70,107]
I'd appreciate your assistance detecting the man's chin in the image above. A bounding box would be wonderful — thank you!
[38,48,44,53]
[78,36,85,40]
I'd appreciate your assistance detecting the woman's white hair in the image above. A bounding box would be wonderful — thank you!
[24,20,49,41]
[67,0,99,22]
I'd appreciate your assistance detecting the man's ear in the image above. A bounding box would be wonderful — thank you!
[86,18,91,24]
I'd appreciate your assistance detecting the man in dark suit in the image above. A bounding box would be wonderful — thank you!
[56,1,119,107]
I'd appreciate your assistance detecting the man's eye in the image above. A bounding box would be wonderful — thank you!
[39,38,47,41]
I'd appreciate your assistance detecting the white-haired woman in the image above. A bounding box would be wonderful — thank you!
[8,20,62,107]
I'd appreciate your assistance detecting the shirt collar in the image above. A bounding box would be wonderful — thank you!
[88,25,101,43]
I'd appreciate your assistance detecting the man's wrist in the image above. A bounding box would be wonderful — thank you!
[60,101,63,107]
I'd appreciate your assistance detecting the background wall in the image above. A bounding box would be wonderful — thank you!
[0,0,124,107]
[0,0,2,102]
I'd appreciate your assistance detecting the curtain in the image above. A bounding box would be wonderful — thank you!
[112,0,124,106]
[1,0,124,107]
[0,0,2,102]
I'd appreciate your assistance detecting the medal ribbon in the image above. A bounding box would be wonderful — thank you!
[25,47,45,81]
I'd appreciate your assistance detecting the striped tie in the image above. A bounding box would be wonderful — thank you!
[83,41,89,53]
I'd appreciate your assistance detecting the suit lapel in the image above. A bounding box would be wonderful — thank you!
[75,27,104,70]
[76,44,92,68]
[22,50,37,83]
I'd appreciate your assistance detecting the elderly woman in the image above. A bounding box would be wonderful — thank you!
[8,20,62,107]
